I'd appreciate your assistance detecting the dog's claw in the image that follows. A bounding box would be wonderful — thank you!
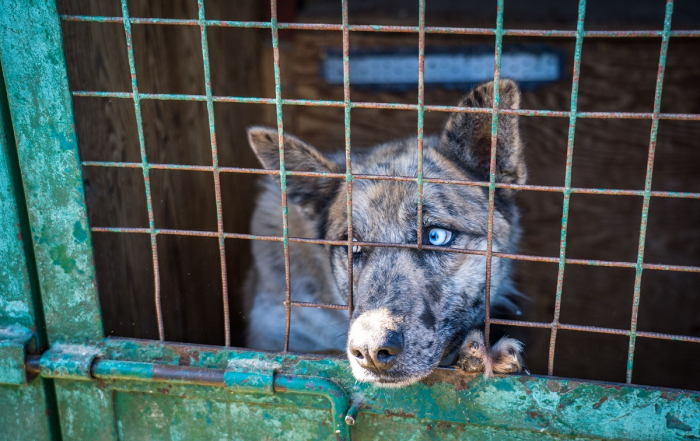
[455,330,524,377]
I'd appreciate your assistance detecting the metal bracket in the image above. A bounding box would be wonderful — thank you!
[39,344,101,381]
[224,356,279,395]
[0,325,35,385]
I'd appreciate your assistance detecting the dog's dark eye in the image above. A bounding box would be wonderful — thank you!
[427,228,453,246]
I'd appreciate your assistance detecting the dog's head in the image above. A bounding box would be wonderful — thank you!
[248,80,526,387]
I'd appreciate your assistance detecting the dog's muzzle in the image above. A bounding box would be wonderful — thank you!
[348,329,403,373]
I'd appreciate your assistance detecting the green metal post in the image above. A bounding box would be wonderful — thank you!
[0,0,103,345]
[0,61,57,441]
[0,1,114,439]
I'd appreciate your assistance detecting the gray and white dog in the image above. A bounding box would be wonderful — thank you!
[245,80,525,387]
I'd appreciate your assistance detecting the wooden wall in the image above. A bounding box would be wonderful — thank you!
[58,0,700,389]
[60,0,270,346]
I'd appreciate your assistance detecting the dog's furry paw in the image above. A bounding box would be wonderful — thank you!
[455,330,524,377]
[490,336,524,375]
[455,330,488,373]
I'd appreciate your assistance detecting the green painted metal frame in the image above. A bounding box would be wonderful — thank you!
[1,0,700,440]
[0,1,110,439]
[0,0,103,345]
[21,339,700,441]
[0,41,59,441]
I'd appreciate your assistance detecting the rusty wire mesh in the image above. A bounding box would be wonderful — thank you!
[65,0,700,385]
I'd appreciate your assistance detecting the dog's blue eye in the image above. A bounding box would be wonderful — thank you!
[352,237,361,254]
[428,228,452,246]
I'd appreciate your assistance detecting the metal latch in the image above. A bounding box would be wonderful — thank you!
[39,344,101,380]
[16,345,355,440]
[224,356,279,394]
[223,356,352,439]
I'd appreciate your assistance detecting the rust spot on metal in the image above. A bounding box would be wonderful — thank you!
[421,368,475,391]
[557,395,576,410]
[384,409,416,418]
[660,391,676,401]
[437,421,461,432]
[329,388,343,398]
[517,376,533,395]
[547,379,563,392]
[526,407,550,428]
[592,396,608,409]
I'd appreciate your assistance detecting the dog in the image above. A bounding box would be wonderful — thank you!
[244,79,525,387]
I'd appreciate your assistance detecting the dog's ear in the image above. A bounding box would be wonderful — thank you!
[248,126,341,210]
[439,79,526,192]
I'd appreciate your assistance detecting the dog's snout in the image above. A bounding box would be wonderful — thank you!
[349,330,403,372]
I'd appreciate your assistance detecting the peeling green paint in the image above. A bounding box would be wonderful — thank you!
[0,43,58,441]
[53,380,118,441]
[0,0,103,344]
[0,379,53,440]
[0,65,35,331]
[0,2,106,439]
[115,392,334,441]
[90,339,700,441]
[40,344,101,381]
[73,220,87,243]
[48,244,77,274]
[0,326,34,385]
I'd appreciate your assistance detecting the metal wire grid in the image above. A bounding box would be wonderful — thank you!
[64,0,700,384]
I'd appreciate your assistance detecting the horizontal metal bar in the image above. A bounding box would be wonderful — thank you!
[636,330,700,343]
[81,161,700,200]
[103,359,228,386]
[26,354,232,385]
[71,91,700,121]
[289,301,348,310]
[89,227,700,273]
[491,319,700,343]
[59,15,700,38]
[491,319,627,334]
[25,355,41,374]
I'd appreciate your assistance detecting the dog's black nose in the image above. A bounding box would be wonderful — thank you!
[350,330,403,372]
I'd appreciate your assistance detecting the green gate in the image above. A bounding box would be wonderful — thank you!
[1,1,700,440]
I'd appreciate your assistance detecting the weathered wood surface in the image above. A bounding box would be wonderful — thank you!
[60,0,267,346]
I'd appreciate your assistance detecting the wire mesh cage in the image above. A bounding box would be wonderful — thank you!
[59,0,700,390]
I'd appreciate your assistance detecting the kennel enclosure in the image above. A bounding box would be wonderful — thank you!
[1,0,700,439]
